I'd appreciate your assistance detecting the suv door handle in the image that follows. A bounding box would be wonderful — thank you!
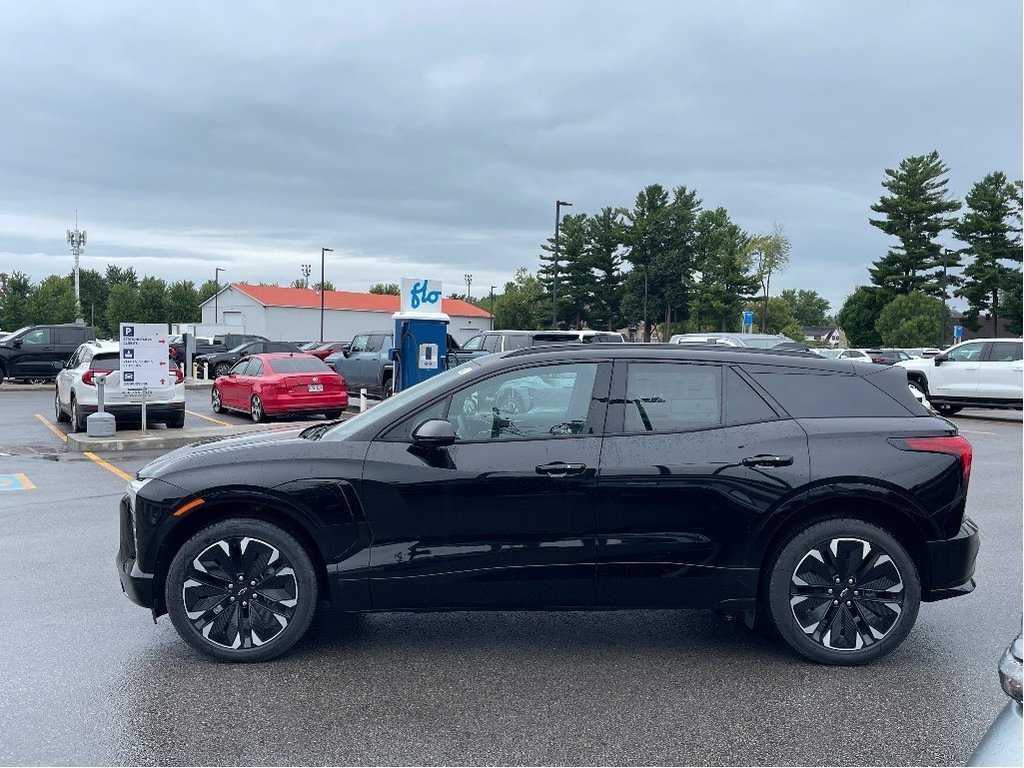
[741,455,794,468]
[536,462,587,476]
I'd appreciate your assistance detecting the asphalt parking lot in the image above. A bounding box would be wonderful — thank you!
[0,384,1020,766]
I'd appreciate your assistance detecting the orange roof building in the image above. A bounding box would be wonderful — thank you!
[198,283,493,343]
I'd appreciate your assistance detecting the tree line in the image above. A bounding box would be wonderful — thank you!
[837,152,1022,347]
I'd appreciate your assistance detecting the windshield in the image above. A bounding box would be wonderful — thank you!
[322,361,481,441]
[2,326,31,341]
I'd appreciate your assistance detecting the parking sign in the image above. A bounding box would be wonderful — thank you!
[120,323,170,389]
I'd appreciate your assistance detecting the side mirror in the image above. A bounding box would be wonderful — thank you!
[411,419,457,449]
[933,354,945,366]
[12,339,23,348]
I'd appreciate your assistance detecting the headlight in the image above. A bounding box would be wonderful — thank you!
[999,632,1023,703]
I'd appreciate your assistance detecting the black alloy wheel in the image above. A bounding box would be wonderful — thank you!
[251,395,266,423]
[767,518,920,665]
[213,362,231,378]
[164,519,318,662]
[55,389,70,423]
[211,387,223,413]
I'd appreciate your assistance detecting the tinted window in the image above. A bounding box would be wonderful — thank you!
[624,363,722,433]
[751,371,908,417]
[945,342,985,362]
[248,360,264,376]
[268,357,330,373]
[989,341,1023,362]
[724,367,777,425]
[483,334,502,353]
[367,334,388,352]
[449,363,599,441]
[23,328,51,345]
[229,359,251,376]
[56,328,85,345]
[462,335,485,351]
[506,334,532,350]
[91,352,119,370]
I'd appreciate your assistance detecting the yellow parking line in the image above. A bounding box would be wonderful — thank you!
[15,472,35,490]
[83,452,134,482]
[186,409,232,427]
[35,413,68,444]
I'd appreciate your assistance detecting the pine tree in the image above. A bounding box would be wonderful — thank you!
[868,151,961,296]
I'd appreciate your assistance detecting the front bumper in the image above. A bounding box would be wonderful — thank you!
[922,516,980,601]
[116,494,155,608]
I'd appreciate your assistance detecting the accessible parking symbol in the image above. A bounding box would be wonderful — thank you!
[0,473,35,491]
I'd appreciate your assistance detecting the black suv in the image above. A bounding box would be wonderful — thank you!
[118,345,978,664]
[0,324,96,383]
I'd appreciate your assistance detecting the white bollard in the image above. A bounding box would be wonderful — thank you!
[360,388,367,412]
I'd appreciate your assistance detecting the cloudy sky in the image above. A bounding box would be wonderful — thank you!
[1,0,1020,313]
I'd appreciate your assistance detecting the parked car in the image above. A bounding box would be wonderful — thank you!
[305,341,351,360]
[895,338,1023,415]
[168,334,216,367]
[0,324,96,383]
[55,340,185,431]
[968,630,1023,766]
[118,344,978,663]
[324,330,395,397]
[865,349,915,365]
[195,340,301,379]
[459,329,583,355]
[668,332,791,348]
[211,353,348,422]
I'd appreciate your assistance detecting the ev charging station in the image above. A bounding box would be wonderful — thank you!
[392,278,450,394]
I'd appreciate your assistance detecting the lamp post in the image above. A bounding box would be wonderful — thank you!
[320,247,333,343]
[489,285,496,329]
[553,200,573,328]
[941,248,953,347]
[214,267,225,324]
[464,273,473,300]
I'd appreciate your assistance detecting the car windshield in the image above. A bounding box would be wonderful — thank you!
[321,361,481,441]
[2,326,32,341]
[744,337,784,349]
[268,357,330,373]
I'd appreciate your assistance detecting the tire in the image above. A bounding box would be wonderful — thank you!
[164,518,319,662]
[935,403,963,416]
[211,387,223,414]
[323,410,343,420]
[766,518,920,665]
[70,396,85,433]
[251,395,267,423]
[213,363,231,379]
[167,410,185,429]
[55,389,70,423]
[382,376,394,399]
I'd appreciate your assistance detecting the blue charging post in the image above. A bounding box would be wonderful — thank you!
[392,278,450,394]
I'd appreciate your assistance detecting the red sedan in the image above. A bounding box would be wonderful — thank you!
[212,353,348,422]
[306,341,351,360]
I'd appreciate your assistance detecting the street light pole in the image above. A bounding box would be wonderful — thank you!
[214,267,225,324]
[553,200,573,328]
[941,248,953,347]
[320,247,333,343]
[489,285,496,329]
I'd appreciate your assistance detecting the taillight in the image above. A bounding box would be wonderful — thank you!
[81,369,113,386]
[173,368,184,384]
[889,435,973,491]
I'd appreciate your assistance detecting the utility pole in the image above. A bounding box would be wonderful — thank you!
[214,267,225,323]
[320,247,333,343]
[489,285,496,329]
[66,211,86,324]
[941,248,953,347]
[553,200,572,328]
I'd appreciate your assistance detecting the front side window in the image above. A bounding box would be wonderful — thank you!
[229,359,251,376]
[349,334,371,353]
[988,341,1023,362]
[448,363,600,441]
[23,328,51,345]
[624,363,722,433]
[945,342,985,362]
[462,335,485,351]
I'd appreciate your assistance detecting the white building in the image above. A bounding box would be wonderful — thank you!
[199,283,493,344]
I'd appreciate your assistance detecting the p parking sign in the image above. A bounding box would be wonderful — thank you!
[120,323,170,389]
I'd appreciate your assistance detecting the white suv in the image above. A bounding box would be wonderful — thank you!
[895,338,1023,415]
[55,340,185,432]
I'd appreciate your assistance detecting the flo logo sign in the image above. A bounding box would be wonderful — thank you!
[400,278,443,312]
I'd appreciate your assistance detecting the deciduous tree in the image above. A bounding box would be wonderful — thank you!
[876,292,942,347]
[836,286,891,347]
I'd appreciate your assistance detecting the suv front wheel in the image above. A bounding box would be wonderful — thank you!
[767,518,920,665]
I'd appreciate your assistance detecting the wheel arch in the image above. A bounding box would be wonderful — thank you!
[149,496,330,618]
[753,491,936,611]
[906,370,929,392]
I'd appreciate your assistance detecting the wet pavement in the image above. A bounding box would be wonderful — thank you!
[0,388,1020,765]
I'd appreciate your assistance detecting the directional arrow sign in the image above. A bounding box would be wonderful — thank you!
[120,323,170,389]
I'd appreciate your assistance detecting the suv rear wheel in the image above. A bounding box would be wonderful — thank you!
[767,518,920,665]
[164,518,319,662]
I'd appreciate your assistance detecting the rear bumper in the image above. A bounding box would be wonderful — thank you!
[922,516,981,601]
[263,393,349,415]
[79,402,184,421]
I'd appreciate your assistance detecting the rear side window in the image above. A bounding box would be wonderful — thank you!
[724,368,777,425]
[624,363,721,432]
[750,371,908,417]
[506,334,532,350]
[56,328,84,344]
[989,341,1023,362]
[483,334,502,353]
[248,360,265,376]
